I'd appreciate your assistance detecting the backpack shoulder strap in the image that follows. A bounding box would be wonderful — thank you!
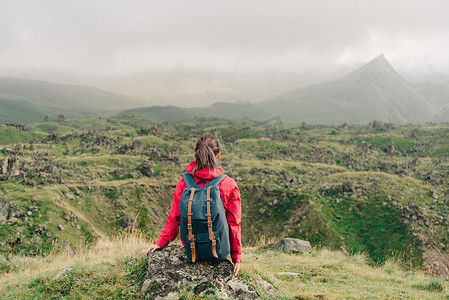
[207,174,227,187]
[182,173,197,189]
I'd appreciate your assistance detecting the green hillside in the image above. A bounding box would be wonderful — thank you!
[1,116,449,297]
[120,105,195,121]
[0,116,449,281]
[0,77,138,124]
[0,99,49,124]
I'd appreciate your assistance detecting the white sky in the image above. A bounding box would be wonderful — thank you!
[0,0,448,77]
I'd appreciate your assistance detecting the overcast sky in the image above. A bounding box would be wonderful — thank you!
[1,0,449,78]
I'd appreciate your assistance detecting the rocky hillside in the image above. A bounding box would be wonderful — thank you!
[0,116,449,281]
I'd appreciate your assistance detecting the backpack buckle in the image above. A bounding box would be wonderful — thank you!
[207,220,212,227]
[187,224,192,230]
[211,240,216,246]
[190,242,196,249]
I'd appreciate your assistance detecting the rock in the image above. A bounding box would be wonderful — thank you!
[7,218,17,225]
[31,234,41,244]
[57,114,66,123]
[57,224,64,231]
[0,198,9,221]
[142,245,258,299]
[53,267,72,280]
[139,160,153,177]
[1,198,22,222]
[34,225,46,235]
[277,272,300,277]
[0,158,8,175]
[256,275,276,294]
[265,238,312,253]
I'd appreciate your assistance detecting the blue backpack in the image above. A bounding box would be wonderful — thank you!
[180,172,231,262]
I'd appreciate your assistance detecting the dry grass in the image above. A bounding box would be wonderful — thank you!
[1,234,448,299]
[0,230,152,293]
[241,246,448,299]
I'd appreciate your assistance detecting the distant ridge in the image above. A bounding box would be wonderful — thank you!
[0,77,135,123]
[119,55,437,124]
[120,105,195,121]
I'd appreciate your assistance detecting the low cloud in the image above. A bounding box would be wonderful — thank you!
[0,0,448,77]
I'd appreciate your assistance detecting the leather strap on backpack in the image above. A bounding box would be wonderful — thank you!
[206,186,218,258]
[187,188,197,262]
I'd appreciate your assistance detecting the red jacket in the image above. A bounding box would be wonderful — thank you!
[155,161,242,263]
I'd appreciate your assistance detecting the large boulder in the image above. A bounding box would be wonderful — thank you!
[142,245,258,299]
[265,238,312,253]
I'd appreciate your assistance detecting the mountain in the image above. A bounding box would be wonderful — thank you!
[120,55,437,124]
[411,77,449,124]
[120,101,270,122]
[435,106,449,123]
[0,77,137,123]
[120,105,195,121]
[254,55,436,124]
[409,74,449,111]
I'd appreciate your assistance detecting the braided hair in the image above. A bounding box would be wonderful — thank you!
[192,135,221,177]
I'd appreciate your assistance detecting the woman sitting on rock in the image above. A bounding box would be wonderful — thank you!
[146,135,242,276]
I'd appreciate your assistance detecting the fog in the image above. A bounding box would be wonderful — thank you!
[0,0,448,80]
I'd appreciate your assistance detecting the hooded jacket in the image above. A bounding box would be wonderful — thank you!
[155,161,242,263]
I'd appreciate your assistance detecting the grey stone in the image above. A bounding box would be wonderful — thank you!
[277,272,300,277]
[142,245,258,299]
[53,267,72,280]
[265,238,312,253]
[0,198,22,222]
[0,198,9,221]
[256,275,276,294]
[30,234,41,244]
[139,160,153,177]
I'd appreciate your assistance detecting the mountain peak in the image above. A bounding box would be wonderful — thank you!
[365,54,391,68]
[347,54,398,81]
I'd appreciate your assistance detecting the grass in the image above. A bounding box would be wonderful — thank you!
[242,245,448,299]
[1,233,447,299]
[0,231,150,299]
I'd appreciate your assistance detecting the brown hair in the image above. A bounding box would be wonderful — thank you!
[192,135,221,176]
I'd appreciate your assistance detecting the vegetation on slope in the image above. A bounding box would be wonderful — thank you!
[1,116,449,282]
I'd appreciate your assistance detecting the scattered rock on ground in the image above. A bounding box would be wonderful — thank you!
[265,238,312,253]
